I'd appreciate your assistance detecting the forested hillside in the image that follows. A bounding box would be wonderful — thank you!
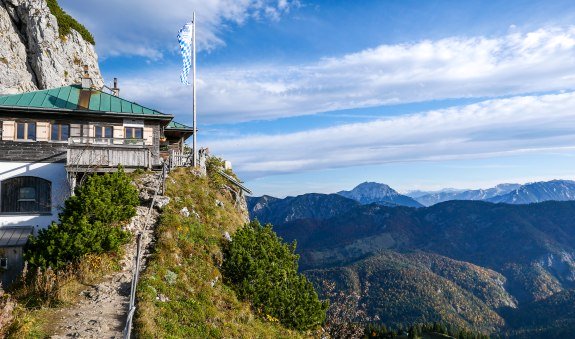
[250,196,575,336]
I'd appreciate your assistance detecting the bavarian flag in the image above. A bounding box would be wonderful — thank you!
[178,21,193,85]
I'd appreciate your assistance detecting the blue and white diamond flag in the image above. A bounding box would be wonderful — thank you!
[178,21,193,85]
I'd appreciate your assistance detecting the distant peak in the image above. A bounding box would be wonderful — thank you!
[355,181,393,189]
[337,181,423,207]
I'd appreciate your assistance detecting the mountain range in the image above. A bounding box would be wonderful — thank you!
[486,180,575,204]
[409,183,521,206]
[330,179,575,207]
[409,179,575,206]
[247,182,575,336]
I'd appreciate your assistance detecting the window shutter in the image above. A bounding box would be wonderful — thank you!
[113,126,125,139]
[70,124,82,137]
[2,121,14,141]
[87,124,94,138]
[143,127,154,145]
[37,122,50,141]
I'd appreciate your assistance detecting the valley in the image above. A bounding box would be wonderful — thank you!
[248,181,575,336]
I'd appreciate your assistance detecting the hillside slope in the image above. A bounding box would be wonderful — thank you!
[247,193,360,226]
[252,199,575,335]
[503,289,575,338]
[135,168,305,338]
[305,251,514,333]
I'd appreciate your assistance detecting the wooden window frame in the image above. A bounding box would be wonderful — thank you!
[94,125,113,139]
[124,127,143,139]
[51,123,70,142]
[15,121,36,141]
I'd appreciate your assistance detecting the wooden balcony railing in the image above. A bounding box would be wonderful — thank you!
[68,137,145,147]
[67,144,153,171]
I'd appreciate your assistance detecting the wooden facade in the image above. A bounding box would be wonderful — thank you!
[0,112,164,169]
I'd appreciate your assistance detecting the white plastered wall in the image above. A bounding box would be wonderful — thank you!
[0,162,69,233]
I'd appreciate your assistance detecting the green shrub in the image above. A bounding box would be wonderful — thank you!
[46,0,95,45]
[25,169,138,269]
[221,220,327,331]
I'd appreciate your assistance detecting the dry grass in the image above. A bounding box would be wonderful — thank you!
[5,253,121,337]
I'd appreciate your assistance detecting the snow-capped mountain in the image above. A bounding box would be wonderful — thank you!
[487,180,575,204]
[411,183,520,206]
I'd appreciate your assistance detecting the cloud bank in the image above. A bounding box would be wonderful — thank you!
[207,92,575,178]
[114,26,575,123]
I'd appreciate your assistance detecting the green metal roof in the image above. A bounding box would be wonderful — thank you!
[166,121,194,130]
[0,85,170,117]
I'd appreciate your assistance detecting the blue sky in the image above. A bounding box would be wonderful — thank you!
[60,0,575,197]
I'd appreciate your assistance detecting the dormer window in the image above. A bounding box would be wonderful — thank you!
[15,122,36,141]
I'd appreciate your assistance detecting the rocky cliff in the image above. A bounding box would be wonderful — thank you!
[0,0,103,94]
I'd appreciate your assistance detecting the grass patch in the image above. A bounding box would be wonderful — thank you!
[134,168,310,338]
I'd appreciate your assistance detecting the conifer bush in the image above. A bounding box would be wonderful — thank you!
[25,169,138,269]
[221,220,327,331]
[46,0,95,45]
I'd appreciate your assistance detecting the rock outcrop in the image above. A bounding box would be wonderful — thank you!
[0,0,103,94]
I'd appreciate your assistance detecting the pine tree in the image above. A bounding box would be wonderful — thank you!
[221,220,327,330]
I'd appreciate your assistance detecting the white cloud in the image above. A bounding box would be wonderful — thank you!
[112,26,575,123]
[59,0,298,58]
[207,92,575,178]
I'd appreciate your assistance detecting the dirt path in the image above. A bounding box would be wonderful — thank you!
[49,174,165,338]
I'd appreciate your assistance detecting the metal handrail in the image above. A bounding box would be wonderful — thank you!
[123,232,141,339]
[123,173,165,338]
[218,169,253,195]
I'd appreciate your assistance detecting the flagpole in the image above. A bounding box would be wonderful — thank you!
[192,12,197,167]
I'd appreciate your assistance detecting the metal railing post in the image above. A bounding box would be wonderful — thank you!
[123,232,142,339]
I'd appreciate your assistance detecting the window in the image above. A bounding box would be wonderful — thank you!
[1,176,51,213]
[18,187,36,201]
[124,127,143,139]
[94,126,113,138]
[15,122,36,141]
[51,123,70,141]
[0,258,7,270]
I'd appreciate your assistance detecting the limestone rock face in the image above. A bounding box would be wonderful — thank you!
[0,0,103,94]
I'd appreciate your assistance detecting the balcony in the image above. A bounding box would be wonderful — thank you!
[67,137,152,171]
[68,136,146,147]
